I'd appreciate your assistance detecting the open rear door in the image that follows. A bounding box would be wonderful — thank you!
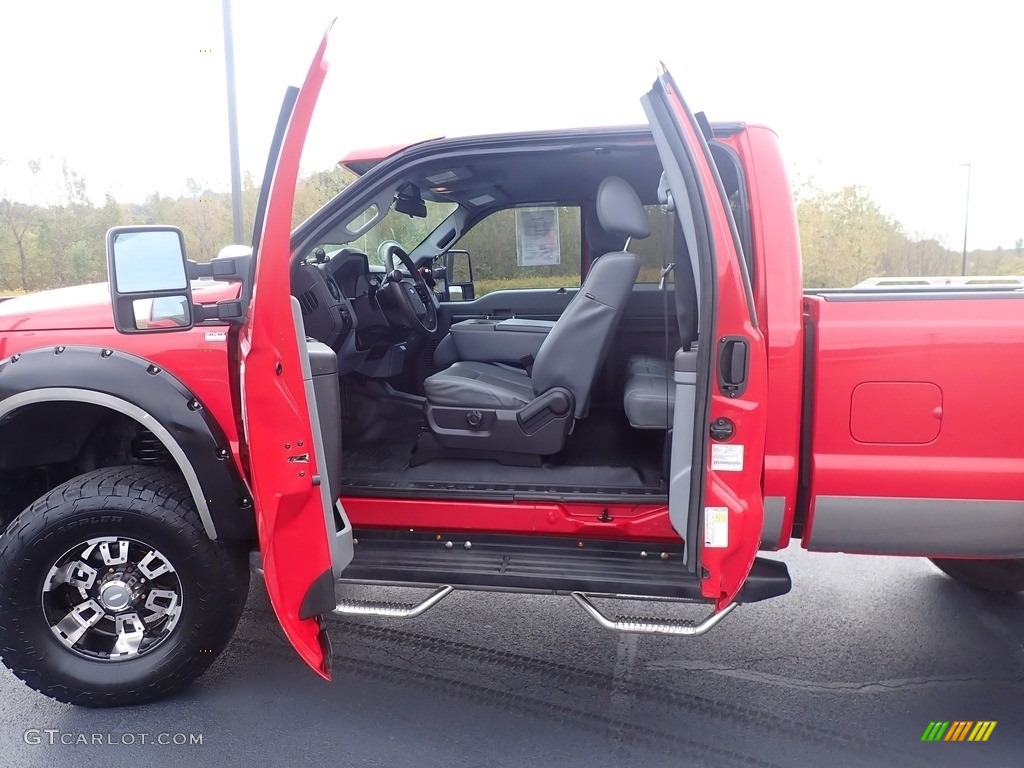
[642,68,769,609]
[237,22,350,678]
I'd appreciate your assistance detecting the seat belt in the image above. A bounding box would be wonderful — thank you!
[660,207,675,431]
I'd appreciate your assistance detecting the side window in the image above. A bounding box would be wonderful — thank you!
[455,206,581,297]
[628,205,676,283]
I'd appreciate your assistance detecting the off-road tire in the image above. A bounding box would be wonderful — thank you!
[930,557,1024,593]
[0,466,249,707]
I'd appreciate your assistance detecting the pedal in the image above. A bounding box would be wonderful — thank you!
[332,584,453,618]
[571,592,736,636]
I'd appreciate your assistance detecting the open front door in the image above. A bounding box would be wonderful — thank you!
[642,68,769,610]
[238,22,351,678]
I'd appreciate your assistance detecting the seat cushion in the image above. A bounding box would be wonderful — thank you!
[623,372,675,429]
[424,361,535,409]
[627,353,670,378]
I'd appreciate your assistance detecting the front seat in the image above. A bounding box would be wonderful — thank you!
[414,176,648,464]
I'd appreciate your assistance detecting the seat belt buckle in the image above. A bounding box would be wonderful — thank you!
[658,263,675,290]
[520,354,534,376]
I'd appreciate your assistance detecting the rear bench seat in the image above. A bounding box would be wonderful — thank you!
[623,353,675,429]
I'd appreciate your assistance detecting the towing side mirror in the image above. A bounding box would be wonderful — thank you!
[443,249,475,302]
[106,225,194,333]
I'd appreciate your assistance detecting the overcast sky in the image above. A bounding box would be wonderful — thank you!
[1,1,1020,249]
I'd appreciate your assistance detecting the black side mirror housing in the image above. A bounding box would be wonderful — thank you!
[106,225,194,334]
[443,249,475,301]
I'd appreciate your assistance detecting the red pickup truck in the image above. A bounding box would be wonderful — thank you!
[1,26,1021,707]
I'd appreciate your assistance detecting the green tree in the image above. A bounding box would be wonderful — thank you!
[796,183,904,288]
[0,158,43,291]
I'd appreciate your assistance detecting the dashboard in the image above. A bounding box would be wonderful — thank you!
[293,248,414,378]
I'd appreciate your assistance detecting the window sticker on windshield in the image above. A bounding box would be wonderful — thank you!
[711,443,744,471]
[515,207,561,266]
[704,507,729,548]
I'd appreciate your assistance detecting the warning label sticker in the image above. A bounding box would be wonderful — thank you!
[704,507,729,548]
[711,443,744,472]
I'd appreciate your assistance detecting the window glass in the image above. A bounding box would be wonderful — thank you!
[456,206,581,297]
[345,200,457,267]
[629,205,675,283]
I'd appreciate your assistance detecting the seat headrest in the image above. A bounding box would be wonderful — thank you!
[584,208,624,257]
[596,176,650,241]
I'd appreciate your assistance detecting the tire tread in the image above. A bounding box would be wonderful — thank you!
[0,466,249,707]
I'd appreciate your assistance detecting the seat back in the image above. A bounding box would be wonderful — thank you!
[532,177,647,417]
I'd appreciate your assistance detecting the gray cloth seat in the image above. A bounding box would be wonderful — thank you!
[423,361,534,409]
[424,248,642,419]
[421,176,648,456]
[623,353,675,429]
[626,353,670,378]
[623,370,676,429]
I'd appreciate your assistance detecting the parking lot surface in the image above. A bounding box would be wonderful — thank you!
[3,546,1021,767]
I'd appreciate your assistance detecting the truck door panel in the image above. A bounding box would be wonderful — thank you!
[442,287,575,324]
[644,70,770,608]
[238,23,352,678]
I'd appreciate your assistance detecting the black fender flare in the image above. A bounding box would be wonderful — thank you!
[0,345,255,542]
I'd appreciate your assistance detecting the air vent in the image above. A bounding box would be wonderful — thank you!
[325,277,341,301]
[298,290,319,315]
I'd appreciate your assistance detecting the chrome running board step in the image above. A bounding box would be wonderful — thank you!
[571,592,737,636]
[332,584,453,618]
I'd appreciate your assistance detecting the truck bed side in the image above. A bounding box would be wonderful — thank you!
[801,290,1024,556]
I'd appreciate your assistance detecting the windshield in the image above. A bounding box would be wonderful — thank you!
[341,199,457,266]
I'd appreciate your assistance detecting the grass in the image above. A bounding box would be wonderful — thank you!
[474,270,666,297]
[474,275,577,296]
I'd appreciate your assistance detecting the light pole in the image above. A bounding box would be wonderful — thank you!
[222,0,244,245]
[960,162,971,276]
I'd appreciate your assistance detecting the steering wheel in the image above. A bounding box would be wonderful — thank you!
[377,241,439,335]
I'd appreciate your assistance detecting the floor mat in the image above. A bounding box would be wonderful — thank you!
[340,408,665,497]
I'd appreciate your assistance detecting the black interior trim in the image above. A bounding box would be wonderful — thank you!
[343,530,791,604]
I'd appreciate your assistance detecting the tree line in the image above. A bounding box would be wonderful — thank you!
[795,181,1024,288]
[0,158,353,294]
[1,157,1021,294]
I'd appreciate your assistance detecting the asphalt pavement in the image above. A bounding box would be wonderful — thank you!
[2,545,1022,768]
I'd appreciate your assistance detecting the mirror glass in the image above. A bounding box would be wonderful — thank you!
[132,295,191,330]
[446,250,472,283]
[112,230,188,293]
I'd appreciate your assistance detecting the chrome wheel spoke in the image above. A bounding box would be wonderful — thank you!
[143,589,179,622]
[52,599,104,646]
[111,613,146,659]
[98,540,130,566]
[136,550,173,579]
[45,560,98,592]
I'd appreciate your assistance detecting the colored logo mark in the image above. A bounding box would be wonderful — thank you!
[921,721,996,742]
